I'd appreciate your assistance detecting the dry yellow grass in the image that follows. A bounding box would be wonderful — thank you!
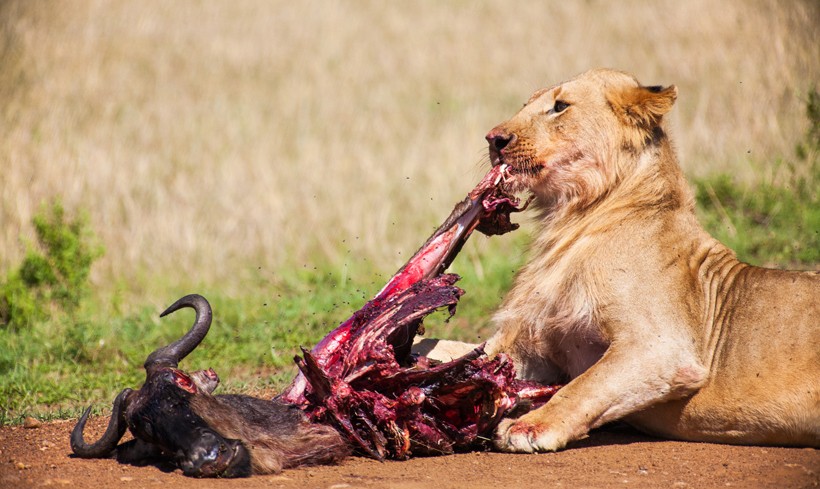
[1,1,817,301]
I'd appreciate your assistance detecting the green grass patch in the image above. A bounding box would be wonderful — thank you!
[1,201,103,330]
[0,278,358,424]
[694,171,819,267]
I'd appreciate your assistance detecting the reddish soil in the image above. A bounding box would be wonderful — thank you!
[1,416,817,489]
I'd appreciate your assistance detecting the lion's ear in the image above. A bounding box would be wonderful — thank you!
[609,84,677,127]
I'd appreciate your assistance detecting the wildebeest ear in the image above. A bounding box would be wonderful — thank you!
[609,84,677,127]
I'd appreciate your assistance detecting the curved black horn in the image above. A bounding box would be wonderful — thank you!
[70,388,132,458]
[145,294,212,370]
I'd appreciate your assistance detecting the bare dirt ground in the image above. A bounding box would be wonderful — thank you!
[1,417,817,489]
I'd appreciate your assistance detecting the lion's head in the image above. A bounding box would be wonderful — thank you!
[487,69,678,211]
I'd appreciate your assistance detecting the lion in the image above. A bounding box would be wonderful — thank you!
[420,68,819,452]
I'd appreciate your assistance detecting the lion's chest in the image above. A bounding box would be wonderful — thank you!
[493,256,609,382]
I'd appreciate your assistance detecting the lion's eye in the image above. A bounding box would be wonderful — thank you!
[553,100,569,113]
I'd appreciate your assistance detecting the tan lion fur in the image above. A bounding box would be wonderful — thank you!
[428,68,819,452]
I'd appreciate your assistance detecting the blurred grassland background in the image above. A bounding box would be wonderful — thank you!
[0,0,818,423]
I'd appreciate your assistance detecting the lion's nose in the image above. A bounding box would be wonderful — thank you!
[486,129,517,165]
[485,130,517,153]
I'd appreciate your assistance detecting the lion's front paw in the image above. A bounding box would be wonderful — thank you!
[494,417,567,453]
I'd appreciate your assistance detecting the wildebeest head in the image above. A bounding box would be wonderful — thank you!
[70,294,253,477]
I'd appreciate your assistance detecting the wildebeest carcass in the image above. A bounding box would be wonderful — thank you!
[70,294,348,477]
[70,164,562,477]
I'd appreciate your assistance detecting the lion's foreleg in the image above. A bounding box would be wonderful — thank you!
[494,335,708,453]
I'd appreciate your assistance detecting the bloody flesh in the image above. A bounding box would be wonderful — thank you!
[280,165,561,459]
[281,164,524,405]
